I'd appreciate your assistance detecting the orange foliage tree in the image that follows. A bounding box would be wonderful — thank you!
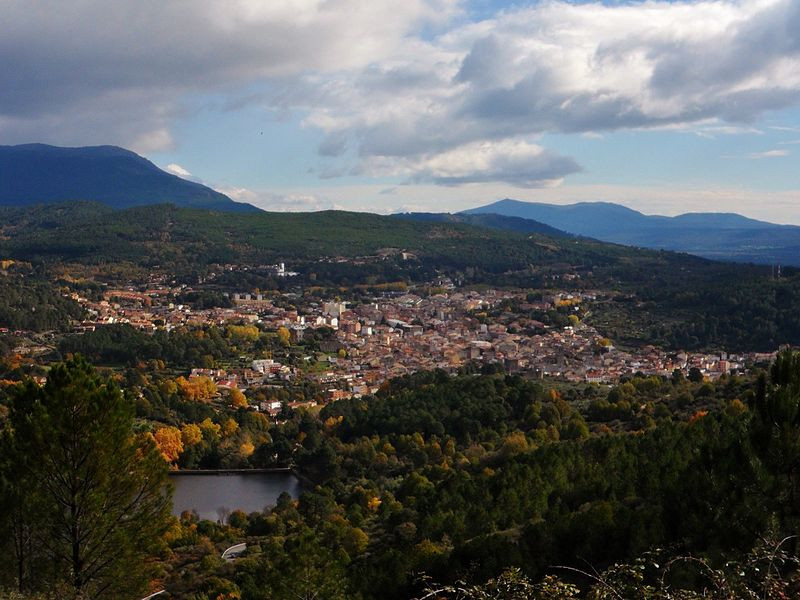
[175,376,217,402]
[230,387,247,408]
[154,426,184,463]
[180,423,203,447]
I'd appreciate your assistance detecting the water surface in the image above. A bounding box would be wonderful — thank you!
[170,472,300,521]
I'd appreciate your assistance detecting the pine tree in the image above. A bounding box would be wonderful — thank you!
[0,356,173,598]
[749,350,800,536]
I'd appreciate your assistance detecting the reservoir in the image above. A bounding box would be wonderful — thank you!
[169,471,301,521]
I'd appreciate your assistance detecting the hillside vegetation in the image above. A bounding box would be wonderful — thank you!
[2,354,788,599]
[2,202,800,352]
[0,201,664,274]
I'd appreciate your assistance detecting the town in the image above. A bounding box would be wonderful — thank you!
[31,266,774,416]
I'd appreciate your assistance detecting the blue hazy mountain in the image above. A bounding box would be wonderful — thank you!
[464,199,800,266]
[0,143,259,212]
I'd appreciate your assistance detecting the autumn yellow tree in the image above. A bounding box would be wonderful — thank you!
[239,440,255,458]
[180,423,203,447]
[159,378,178,396]
[222,418,239,437]
[230,387,247,408]
[176,376,217,402]
[199,417,221,442]
[154,426,184,463]
[227,324,260,342]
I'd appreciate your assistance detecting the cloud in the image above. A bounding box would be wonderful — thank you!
[317,132,349,157]
[164,163,192,177]
[0,0,457,150]
[747,149,790,158]
[384,140,582,187]
[3,0,800,187]
[213,186,259,204]
[213,185,340,212]
[391,203,433,214]
[293,0,800,186]
[691,124,763,138]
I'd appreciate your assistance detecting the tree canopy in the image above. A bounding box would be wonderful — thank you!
[0,356,173,598]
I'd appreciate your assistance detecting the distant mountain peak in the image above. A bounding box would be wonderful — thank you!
[462,199,800,266]
[0,143,260,213]
[463,199,653,237]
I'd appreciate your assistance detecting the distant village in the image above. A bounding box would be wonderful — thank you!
[24,263,774,416]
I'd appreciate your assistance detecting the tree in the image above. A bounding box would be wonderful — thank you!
[749,350,800,532]
[175,375,217,402]
[688,367,704,383]
[230,387,247,408]
[181,423,203,447]
[244,530,353,600]
[222,418,239,437]
[0,356,173,598]
[154,425,184,463]
[199,417,221,442]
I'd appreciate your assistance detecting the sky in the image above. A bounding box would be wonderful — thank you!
[1,0,799,222]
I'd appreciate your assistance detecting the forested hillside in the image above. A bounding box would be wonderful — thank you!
[0,201,643,273]
[0,272,84,331]
[3,355,789,598]
[2,202,800,351]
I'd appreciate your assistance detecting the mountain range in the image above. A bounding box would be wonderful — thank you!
[0,144,258,212]
[463,199,800,266]
[3,144,799,267]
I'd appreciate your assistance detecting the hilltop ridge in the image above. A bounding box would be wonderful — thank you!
[0,143,259,213]
[464,199,800,265]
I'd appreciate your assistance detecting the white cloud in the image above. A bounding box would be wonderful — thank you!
[361,139,581,187]
[691,124,763,138]
[769,125,800,133]
[294,0,800,186]
[2,0,800,187]
[214,186,257,204]
[748,149,790,158]
[132,129,176,154]
[213,185,342,212]
[164,163,192,177]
